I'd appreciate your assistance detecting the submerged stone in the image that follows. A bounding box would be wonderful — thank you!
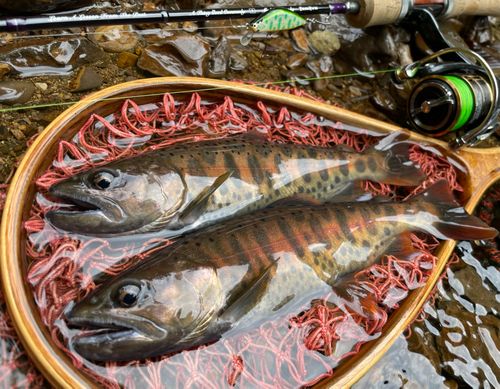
[287,68,314,85]
[229,52,247,71]
[93,25,140,53]
[0,38,108,77]
[117,52,139,69]
[286,53,308,70]
[290,29,310,52]
[0,81,35,105]
[69,67,103,93]
[268,37,295,53]
[206,36,230,79]
[0,63,10,80]
[309,31,341,54]
[137,35,210,77]
[306,54,332,92]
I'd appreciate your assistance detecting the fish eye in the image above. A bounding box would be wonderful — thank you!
[93,172,114,190]
[118,285,141,307]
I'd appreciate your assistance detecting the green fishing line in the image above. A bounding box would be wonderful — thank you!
[0,69,398,113]
[444,75,474,131]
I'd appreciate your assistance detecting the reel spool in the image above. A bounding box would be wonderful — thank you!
[408,73,492,137]
[395,47,500,149]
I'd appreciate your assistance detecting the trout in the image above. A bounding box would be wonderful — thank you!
[67,180,498,361]
[46,131,425,237]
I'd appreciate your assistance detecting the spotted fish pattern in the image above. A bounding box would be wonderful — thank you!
[47,131,425,237]
[67,180,498,361]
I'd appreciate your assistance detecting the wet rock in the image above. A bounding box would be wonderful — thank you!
[206,36,229,79]
[268,37,295,53]
[0,63,10,80]
[397,44,413,67]
[203,0,249,38]
[93,25,140,53]
[141,27,177,44]
[306,55,332,92]
[414,32,434,57]
[138,35,210,77]
[0,125,8,140]
[435,301,500,386]
[339,27,398,71]
[166,35,210,64]
[407,321,442,375]
[183,22,198,33]
[117,52,139,69]
[229,52,247,71]
[69,67,102,93]
[0,38,108,77]
[370,90,397,118]
[450,265,500,314]
[35,82,47,91]
[10,128,25,140]
[0,0,94,14]
[308,31,340,54]
[0,81,35,105]
[290,29,310,52]
[287,68,314,86]
[286,53,308,69]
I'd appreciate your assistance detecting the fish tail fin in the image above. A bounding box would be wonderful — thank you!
[412,180,499,241]
[366,130,426,186]
[332,274,382,320]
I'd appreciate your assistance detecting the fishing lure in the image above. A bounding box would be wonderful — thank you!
[240,8,306,46]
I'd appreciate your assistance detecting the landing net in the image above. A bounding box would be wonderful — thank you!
[14,86,462,387]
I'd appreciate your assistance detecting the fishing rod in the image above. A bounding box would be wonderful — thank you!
[0,0,497,33]
[0,2,359,33]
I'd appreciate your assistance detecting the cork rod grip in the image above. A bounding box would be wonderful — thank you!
[346,0,403,27]
[445,0,500,18]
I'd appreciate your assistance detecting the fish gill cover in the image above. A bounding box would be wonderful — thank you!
[23,85,465,388]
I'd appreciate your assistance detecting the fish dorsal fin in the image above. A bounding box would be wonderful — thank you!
[240,129,269,141]
[219,257,280,323]
[334,143,356,153]
[373,130,411,152]
[410,180,458,206]
[177,171,233,226]
[384,230,422,261]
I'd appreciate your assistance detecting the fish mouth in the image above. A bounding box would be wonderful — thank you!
[46,186,126,227]
[67,311,167,361]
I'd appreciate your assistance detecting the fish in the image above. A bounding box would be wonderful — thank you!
[66,180,498,361]
[46,131,426,237]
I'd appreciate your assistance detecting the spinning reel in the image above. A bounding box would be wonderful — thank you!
[394,48,499,149]
[394,8,500,150]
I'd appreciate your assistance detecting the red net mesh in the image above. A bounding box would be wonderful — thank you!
[13,88,462,387]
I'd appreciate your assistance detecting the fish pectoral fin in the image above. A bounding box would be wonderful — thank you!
[326,180,373,203]
[219,257,280,323]
[177,171,233,226]
[331,273,381,320]
[384,230,422,261]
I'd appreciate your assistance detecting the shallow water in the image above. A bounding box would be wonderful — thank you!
[0,1,499,387]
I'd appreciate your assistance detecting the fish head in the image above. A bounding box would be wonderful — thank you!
[67,258,225,361]
[46,160,186,235]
